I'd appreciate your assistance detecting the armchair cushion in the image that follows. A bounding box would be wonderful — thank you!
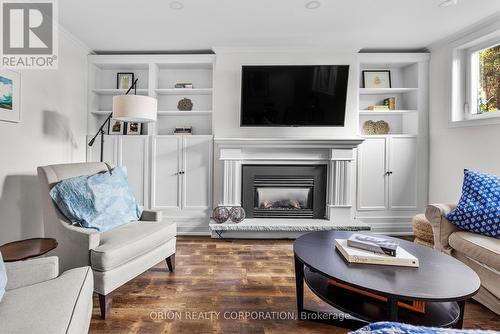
[0,252,6,302]
[446,169,500,238]
[49,166,142,232]
[90,221,176,271]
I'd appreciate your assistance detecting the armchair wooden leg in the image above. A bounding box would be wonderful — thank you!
[166,254,175,272]
[98,292,113,320]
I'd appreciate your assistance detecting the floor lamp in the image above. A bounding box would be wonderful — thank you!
[88,79,157,162]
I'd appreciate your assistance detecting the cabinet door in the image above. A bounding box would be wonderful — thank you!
[182,136,212,210]
[86,135,118,165]
[357,137,387,210]
[118,136,148,207]
[388,137,418,210]
[150,136,182,211]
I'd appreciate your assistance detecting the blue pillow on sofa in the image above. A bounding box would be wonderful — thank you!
[49,166,142,232]
[446,169,500,239]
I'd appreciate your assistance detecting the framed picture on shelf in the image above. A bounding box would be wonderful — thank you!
[0,69,21,123]
[117,72,134,89]
[108,119,125,135]
[362,70,391,88]
[126,122,142,135]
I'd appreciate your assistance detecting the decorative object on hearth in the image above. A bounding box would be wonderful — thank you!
[0,69,20,123]
[177,98,193,111]
[116,72,134,89]
[362,70,391,88]
[362,120,390,135]
[229,206,246,223]
[212,206,230,223]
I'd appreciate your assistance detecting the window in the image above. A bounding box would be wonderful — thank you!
[450,27,500,126]
[467,43,500,118]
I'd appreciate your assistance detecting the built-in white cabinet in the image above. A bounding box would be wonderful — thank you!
[86,135,149,206]
[150,135,212,232]
[357,136,417,212]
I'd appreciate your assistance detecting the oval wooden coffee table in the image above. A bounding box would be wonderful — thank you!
[293,231,480,329]
[0,238,58,262]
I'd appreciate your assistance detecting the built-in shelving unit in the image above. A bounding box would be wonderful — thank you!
[356,53,430,234]
[88,54,215,136]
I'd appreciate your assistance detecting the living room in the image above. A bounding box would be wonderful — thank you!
[0,0,499,333]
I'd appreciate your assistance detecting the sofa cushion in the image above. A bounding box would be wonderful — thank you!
[91,221,176,271]
[446,169,500,238]
[0,266,93,334]
[0,252,6,302]
[449,231,500,271]
[49,166,142,232]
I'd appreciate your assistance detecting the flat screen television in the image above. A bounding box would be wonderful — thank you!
[240,65,349,127]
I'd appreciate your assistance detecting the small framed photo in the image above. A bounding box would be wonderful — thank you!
[362,70,391,88]
[0,69,21,123]
[108,119,125,135]
[126,122,142,135]
[117,72,134,89]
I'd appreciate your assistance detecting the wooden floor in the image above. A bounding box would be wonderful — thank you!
[90,237,500,334]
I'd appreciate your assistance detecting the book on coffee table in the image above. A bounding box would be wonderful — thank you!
[335,239,419,267]
[347,233,399,256]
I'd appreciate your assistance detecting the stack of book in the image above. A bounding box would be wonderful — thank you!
[367,105,389,110]
[174,126,192,135]
[174,82,193,89]
[335,233,419,267]
[383,97,396,110]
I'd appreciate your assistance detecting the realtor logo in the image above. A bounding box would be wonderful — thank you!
[1,0,58,69]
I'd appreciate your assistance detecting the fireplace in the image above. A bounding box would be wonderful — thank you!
[242,165,327,219]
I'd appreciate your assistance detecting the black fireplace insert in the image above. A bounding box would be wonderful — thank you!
[241,165,327,219]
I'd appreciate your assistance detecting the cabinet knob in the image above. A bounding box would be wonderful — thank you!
[385,171,393,175]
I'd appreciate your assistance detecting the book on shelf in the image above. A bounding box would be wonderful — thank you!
[335,239,419,267]
[367,105,390,110]
[174,125,192,135]
[383,97,396,110]
[328,279,425,314]
[347,233,399,257]
[174,83,193,89]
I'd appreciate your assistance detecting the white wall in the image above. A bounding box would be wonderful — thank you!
[0,30,89,244]
[429,26,500,203]
[213,49,359,138]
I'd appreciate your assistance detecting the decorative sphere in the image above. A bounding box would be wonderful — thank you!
[229,206,246,223]
[212,206,230,223]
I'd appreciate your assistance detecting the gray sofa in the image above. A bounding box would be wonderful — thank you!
[0,256,93,334]
[38,162,176,319]
[426,204,500,316]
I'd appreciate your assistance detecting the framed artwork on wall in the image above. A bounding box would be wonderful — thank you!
[126,122,142,135]
[117,72,134,89]
[362,70,391,88]
[108,119,125,134]
[0,69,21,123]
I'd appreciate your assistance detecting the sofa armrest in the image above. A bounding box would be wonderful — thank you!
[5,256,59,291]
[425,204,460,254]
[140,209,162,222]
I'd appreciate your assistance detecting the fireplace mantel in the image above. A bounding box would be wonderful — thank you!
[215,137,364,149]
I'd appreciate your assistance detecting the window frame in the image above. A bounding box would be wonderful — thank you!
[450,27,500,127]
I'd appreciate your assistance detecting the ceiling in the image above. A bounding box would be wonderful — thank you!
[59,0,500,52]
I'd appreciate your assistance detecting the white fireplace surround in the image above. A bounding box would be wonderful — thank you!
[215,137,364,224]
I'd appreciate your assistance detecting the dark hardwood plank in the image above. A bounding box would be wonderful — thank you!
[90,237,500,333]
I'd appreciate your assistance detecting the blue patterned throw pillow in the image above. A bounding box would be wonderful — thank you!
[50,166,143,232]
[446,169,500,238]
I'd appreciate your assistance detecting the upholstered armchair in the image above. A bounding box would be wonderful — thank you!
[38,162,176,319]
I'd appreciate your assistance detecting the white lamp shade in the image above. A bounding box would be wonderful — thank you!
[112,95,157,122]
